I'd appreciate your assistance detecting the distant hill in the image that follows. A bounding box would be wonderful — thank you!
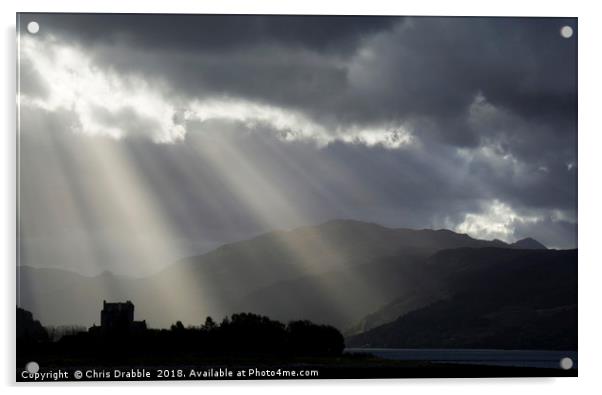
[511,237,548,250]
[19,219,550,331]
[346,248,577,350]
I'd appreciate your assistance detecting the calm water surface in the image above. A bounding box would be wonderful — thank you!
[345,348,578,369]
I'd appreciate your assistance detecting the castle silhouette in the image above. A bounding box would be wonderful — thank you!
[89,300,147,335]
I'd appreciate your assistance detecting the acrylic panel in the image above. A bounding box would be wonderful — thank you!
[16,13,578,381]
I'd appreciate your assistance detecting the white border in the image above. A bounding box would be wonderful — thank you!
[2,1,601,394]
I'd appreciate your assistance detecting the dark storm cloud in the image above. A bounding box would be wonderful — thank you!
[346,16,574,151]
[18,14,578,275]
[22,15,576,123]
[25,15,575,149]
[22,13,400,55]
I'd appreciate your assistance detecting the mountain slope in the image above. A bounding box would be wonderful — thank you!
[347,248,577,350]
[18,219,548,328]
[232,251,448,329]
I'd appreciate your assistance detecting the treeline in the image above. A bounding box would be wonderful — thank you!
[160,313,345,356]
[18,309,345,364]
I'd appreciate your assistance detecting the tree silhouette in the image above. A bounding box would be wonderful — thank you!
[17,307,346,367]
[202,316,216,331]
[171,321,185,331]
[17,307,48,344]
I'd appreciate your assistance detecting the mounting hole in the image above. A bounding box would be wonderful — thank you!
[25,361,40,373]
[560,25,573,39]
[27,21,40,34]
[559,357,573,370]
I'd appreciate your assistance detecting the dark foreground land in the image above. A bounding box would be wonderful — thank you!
[17,306,576,381]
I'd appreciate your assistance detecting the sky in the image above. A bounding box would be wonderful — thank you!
[18,14,577,276]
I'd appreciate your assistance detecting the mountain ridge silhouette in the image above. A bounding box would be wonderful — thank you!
[19,219,555,334]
